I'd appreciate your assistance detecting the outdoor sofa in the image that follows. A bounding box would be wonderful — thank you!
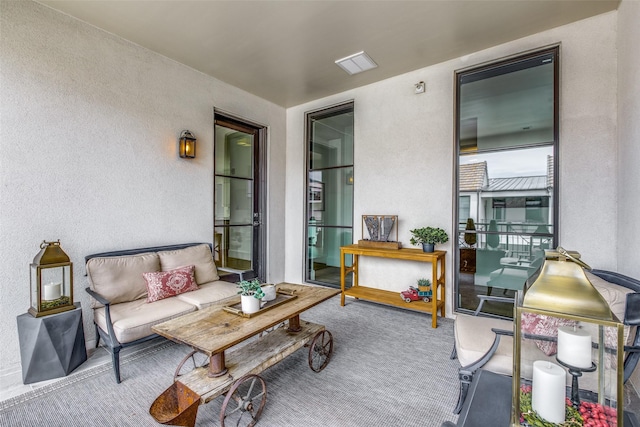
[84,242,239,383]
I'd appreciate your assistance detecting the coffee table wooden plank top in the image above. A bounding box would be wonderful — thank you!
[152,283,339,357]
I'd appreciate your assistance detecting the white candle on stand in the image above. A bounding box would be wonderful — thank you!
[532,360,566,424]
[43,282,62,300]
[557,325,592,369]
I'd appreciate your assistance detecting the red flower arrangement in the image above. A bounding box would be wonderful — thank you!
[519,384,617,426]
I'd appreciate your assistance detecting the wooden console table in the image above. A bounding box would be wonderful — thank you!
[339,244,446,328]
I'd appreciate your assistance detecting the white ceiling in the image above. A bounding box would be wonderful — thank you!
[37,0,619,108]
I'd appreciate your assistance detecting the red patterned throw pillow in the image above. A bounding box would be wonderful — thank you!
[521,312,577,356]
[143,265,198,303]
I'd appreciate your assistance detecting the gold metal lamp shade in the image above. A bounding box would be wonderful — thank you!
[522,255,613,321]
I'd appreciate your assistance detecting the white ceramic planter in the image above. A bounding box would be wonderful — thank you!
[261,285,276,302]
[241,294,261,314]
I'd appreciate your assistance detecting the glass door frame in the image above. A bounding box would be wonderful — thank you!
[452,45,560,317]
[213,109,267,282]
[304,101,354,287]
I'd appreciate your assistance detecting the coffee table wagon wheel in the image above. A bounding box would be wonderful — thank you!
[173,349,209,382]
[308,330,333,372]
[220,374,267,427]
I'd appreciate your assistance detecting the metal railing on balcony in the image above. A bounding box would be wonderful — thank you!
[458,221,553,261]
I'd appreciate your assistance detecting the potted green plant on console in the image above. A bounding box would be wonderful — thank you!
[409,226,449,253]
[237,279,265,314]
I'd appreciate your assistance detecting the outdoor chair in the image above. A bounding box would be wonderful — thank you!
[451,269,640,415]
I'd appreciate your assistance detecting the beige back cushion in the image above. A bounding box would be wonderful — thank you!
[158,244,219,284]
[86,252,160,308]
[583,271,635,362]
[585,271,632,324]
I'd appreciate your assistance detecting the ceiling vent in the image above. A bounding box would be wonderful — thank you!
[335,51,378,75]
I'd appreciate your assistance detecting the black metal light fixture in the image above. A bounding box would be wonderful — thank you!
[178,130,196,159]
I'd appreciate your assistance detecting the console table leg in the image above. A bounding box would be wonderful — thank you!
[340,250,346,306]
[208,351,228,377]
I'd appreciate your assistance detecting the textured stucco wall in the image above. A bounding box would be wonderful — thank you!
[285,12,619,318]
[616,0,640,391]
[0,1,286,371]
[617,1,640,277]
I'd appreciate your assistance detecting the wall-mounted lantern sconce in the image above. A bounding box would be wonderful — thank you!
[178,130,196,159]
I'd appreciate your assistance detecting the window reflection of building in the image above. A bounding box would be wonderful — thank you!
[459,156,553,261]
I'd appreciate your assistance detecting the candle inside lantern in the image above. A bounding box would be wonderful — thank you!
[43,282,62,300]
[557,325,592,369]
[532,360,566,424]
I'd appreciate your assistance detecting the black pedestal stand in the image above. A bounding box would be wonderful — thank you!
[556,357,597,408]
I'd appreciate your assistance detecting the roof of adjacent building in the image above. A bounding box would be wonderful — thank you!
[459,162,488,191]
[487,176,548,191]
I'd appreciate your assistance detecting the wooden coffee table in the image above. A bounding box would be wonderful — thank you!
[150,283,339,427]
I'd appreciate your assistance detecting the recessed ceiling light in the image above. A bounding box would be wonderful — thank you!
[335,51,378,75]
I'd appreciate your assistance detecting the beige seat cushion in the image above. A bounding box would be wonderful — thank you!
[175,280,238,309]
[86,252,160,308]
[94,296,196,344]
[454,313,606,393]
[158,244,219,284]
[455,314,514,376]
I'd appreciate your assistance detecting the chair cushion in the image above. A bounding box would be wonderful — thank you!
[454,313,604,393]
[520,313,576,356]
[94,297,196,344]
[585,271,633,324]
[175,280,238,309]
[487,266,530,291]
[584,271,635,367]
[158,244,219,284]
[86,252,160,308]
[143,265,198,303]
[455,314,514,376]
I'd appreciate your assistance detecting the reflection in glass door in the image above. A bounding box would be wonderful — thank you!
[306,102,354,287]
[455,46,559,318]
[214,113,265,281]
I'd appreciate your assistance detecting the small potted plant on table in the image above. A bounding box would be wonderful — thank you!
[237,279,265,314]
[417,278,432,292]
[409,226,449,253]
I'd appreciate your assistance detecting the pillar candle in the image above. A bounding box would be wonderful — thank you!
[532,360,566,424]
[557,325,592,369]
[43,282,62,300]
